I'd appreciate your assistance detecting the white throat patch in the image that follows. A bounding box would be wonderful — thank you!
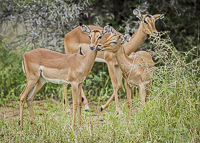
[95,58,107,63]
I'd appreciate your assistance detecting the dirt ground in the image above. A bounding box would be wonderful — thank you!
[0,99,108,122]
[0,105,21,120]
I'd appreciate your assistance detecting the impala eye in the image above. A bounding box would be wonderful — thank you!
[144,19,148,24]
[89,35,91,39]
[110,40,117,44]
[98,35,102,40]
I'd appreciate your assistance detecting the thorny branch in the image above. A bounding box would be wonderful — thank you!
[0,0,90,51]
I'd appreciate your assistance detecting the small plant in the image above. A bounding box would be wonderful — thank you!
[0,32,199,142]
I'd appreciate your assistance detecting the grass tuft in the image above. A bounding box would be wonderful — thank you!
[0,32,199,142]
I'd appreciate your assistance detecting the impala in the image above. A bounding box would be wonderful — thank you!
[63,8,164,113]
[97,31,154,115]
[19,24,110,127]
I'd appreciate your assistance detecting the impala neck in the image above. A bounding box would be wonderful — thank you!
[123,22,147,55]
[114,45,131,74]
[83,49,98,73]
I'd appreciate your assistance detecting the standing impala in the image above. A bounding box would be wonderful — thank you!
[19,24,110,127]
[63,8,164,113]
[97,31,154,116]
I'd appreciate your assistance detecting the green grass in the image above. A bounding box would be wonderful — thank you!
[0,33,199,142]
[0,82,199,142]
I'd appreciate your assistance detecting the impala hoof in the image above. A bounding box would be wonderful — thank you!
[145,97,150,102]
[117,110,123,115]
[66,109,71,114]
[84,106,90,112]
[30,121,35,125]
[100,105,105,111]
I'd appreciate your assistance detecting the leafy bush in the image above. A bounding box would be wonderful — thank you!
[0,47,25,105]
[131,32,200,142]
[0,32,199,142]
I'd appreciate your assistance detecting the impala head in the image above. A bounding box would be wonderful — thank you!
[97,29,131,53]
[133,8,165,37]
[80,23,112,51]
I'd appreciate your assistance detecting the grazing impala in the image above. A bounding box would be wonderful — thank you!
[64,8,164,113]
[97,30,154,116]
[19,24,110,127]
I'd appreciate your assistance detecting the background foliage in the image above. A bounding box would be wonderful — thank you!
[0,0,90,51]
[0,0,199,104]
[1,32,199,142]
[0,0,200,142]
[0,0,199,102]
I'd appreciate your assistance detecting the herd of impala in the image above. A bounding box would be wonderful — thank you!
[19,8,165,127]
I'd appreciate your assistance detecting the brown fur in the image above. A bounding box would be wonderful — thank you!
[99,33,154,115]
[19,28,103,128]
[63,13,164,113]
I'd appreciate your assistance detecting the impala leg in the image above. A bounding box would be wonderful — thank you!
[145,80,152,102]
[131,86,135,100]
[71,82,78,127]
[101,63,122,113]
[139,83,146,107]
[124,80,132,117]
[63,83,71,114]
[27,77,46,124]
[78,83,83,126]
[81,88,90,111]
[115,65,122,113]
[63,84,89,113]
[20,80,38,127]
[20,86,27,128]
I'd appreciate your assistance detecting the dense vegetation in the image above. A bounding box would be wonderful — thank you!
[0,0,199,142]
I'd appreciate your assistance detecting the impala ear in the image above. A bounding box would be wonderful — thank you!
[78,47,85,56]
[118,34,122,39]
[121,33,131,44]
[111,29,117,35]
[124,34,132,42]
[80,23,91,34]
[133,8,142,20]
[102,24,115,35]
[153,14,165,21]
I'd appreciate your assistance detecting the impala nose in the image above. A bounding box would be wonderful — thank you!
[153,32,158,37]
[90,46,95,51]
[97,44,102,51]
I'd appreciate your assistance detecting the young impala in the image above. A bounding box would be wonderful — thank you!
[97,30,154,116]
[63,8,164,113]
[19,24,110,127]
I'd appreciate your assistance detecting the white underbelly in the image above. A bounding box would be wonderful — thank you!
[41,71,71,84]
